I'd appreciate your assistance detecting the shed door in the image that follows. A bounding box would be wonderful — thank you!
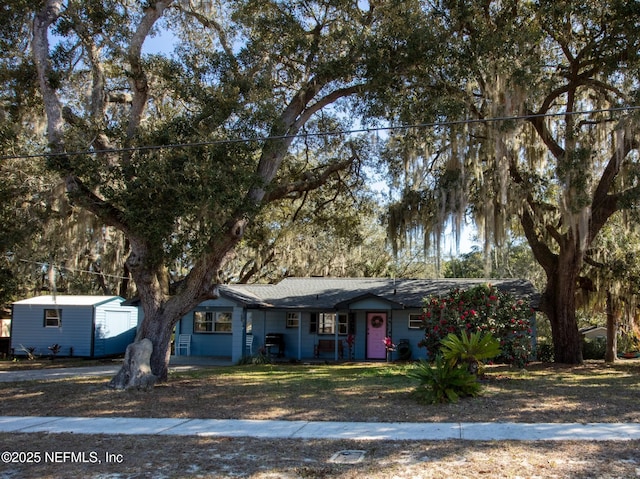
[366,313,387,359]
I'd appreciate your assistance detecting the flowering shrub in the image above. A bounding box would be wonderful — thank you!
[418,284,534,368]
[383,336,396,352]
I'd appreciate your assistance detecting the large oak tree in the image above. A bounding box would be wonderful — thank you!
[23,0,439,385]
[385,0,640,363]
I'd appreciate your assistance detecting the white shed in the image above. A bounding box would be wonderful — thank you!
[580,326,607,340]
[11,295,138,358]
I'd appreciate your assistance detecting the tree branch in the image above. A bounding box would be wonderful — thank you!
[589,130,638,241]
[293,84,364,132]
[264,156,356,203]
[508,156,557,271]
[126,1,172,143]
[526,107,565,160]
[32,1,65,151]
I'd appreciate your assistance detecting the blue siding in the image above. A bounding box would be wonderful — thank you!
[244,308,428,361]
[11,304,94,357]
[176,306,234,357]
[11,297,137,358]
[176,304,431,361]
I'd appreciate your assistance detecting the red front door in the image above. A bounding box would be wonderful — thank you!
[366,312,387,359]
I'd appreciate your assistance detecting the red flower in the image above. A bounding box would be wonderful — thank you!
[383,337,396,351]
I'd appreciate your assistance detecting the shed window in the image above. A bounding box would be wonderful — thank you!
[408,314,423,329]
[44,309,61,328]
[194,311,232,333]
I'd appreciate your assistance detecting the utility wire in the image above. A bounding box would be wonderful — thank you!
[17,258,130,280]
[2,105,639,161]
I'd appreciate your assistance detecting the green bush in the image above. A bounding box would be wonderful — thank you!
[237,352,273,365]
[582,337,606,360]
[419,284,534,367]
[440,331,501,375]
[536,342,554,362]
[408,356,481,404]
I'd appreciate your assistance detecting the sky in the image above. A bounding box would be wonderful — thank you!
[139,21,479,256]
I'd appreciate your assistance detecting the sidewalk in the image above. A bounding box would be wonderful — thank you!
[1,416,639,441]
[1,362,639,442]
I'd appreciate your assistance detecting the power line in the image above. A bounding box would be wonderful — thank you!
[17,258,130,280]
[2,105,639,162]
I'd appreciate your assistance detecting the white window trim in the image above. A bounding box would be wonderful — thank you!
[286,312,300,328]
[317,312,348,335]
[44,309,61,328]
[408,313,423,329]
[194,311,232,334]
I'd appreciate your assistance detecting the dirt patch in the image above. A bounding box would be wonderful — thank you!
[2,433,639,478]
[1,361,639,424]
[1,360,639,478]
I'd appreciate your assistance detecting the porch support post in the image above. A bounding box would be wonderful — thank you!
[297,314,302,361]
[334,310,339,361]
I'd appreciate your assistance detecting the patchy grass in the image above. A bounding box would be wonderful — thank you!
[1,360,639,423]
[1,360,639,478]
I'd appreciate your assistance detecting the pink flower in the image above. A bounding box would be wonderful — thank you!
[383,337,396,351]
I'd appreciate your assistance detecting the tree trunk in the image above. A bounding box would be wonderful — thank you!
[136,309,175,382]
[605,291,618,363]
[108,338,157,390]
[539,255,584,365]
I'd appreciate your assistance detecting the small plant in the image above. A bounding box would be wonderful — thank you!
[582,337,606,360]
[440,331,501,375]
[407,356,481,404]
[48,343,61,360]
[383,336,396,362]
[536,342,554,362]
[237,349,273,365]
[18,345,37,360]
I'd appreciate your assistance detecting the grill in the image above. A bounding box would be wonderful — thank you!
[265,333,285,357]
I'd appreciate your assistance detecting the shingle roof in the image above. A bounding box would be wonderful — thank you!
[223,277,539,310]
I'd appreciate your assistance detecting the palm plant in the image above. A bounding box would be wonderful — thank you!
[407,355,481,404]
[440,331,501,375]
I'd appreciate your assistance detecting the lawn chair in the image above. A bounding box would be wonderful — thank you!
[246,334,254,355]
[176,334,191,356]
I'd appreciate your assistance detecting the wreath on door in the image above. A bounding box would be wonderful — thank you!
[370,315,384,328]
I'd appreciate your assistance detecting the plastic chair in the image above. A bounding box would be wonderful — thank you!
[176,334,191,356]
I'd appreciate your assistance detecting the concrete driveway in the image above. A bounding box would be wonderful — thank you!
[0,356,232,382]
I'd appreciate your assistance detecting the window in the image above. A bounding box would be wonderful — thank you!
[286,312,300,328]
[44,309,61,328]
[246,311,253,334]
[194,311,232,333]
[409,314,423,329]
[310,313,348,335]
[215,312,232,332]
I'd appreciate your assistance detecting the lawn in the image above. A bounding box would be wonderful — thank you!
[1,359,639,478]
[1,360,639,423]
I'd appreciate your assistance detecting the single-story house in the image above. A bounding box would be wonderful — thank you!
[173,277,539,363]
[580,326,607,340]
[11,295,138,358]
